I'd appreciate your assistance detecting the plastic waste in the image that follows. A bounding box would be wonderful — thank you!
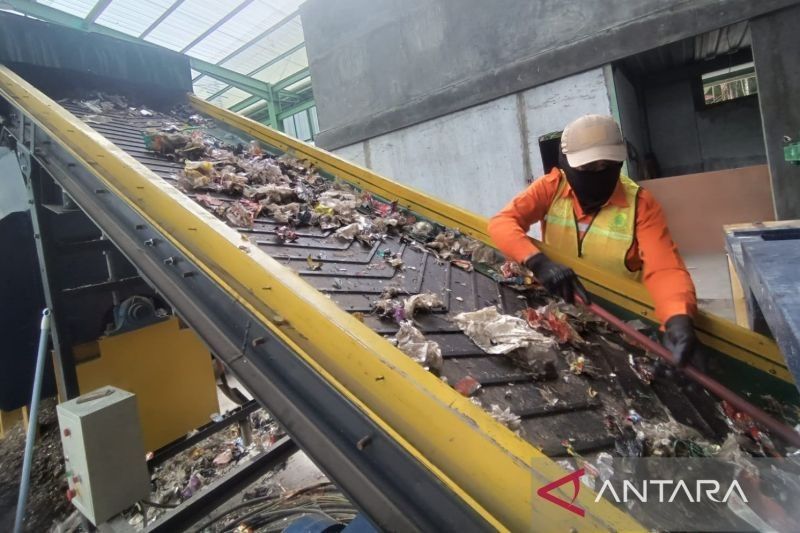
[489,404,521,430]
[391,321,443,372]
[454,376,481,397]
[453,306,554,355]
[403,292,444,318]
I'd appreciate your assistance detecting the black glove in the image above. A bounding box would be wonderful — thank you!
[663,314,697,367]
[525,253,590,305]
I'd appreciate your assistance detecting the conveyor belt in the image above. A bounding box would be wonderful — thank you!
[4,65,792,531]
[59,101,728,457]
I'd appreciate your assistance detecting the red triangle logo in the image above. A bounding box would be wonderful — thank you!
[536,468,586,517]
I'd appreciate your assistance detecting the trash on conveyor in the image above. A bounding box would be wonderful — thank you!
[489,404,522,431]
[453,306,554,355]
[334,222,361,240]
[425,230,482,260]
[386,254,404,268]
[451,258,473,272]
[83,114,113,124]
[275,225,298,243]
[454,375,481,397]
[470,244,498,265]
[525,303,584,344]
[372,291,444,323]
[225,199,262,228]
[628,352,656,384]
[306,255,322,271]
[567,353,589,375]
[538,385,559,406]
[64,96,800,483]
[409,220,435,241]
[390,321,443,372]
[403,292,444,318]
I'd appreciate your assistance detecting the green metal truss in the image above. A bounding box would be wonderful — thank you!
[2,0,314,130]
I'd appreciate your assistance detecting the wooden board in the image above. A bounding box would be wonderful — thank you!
[640,165,775,254]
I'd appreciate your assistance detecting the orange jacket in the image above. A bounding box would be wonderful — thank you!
[487,168,696,324]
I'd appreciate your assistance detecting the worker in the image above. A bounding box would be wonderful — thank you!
[488,114,697,366]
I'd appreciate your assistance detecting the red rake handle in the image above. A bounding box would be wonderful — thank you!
[580,298,800,449]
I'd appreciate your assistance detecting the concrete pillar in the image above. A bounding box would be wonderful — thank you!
[751,4,800,219]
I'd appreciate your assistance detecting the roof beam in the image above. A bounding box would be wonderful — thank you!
[180,0,254,53]
[3,0,308,108]
[4,0,141,43]
[139,0,185,39]
[217,9,299,66]
[274,67,310,91]
[232,68,312,117]
[249,41,305,78]
[191,9,299,84]
[5,0,278,103]
[190,58,273,101]
[85,0,113,24]
[229,95,262,112]
[276,98,315,121]
[204,41,305,102]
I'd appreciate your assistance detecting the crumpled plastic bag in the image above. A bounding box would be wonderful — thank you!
[453,306,554,354]
[244,184,296,204]
[241,157,285,184]
[471,245,499,266]
[316,190,358,216]
[489,404,521,430]
[526,303,584,344]
[335,222,361,240]
[403,292,444,318]
[261,202,301,224]
[225,200,261,228]
[391,321,443,371]
[373,297,402,321]
[425,231,480,260]
[145,131,189,153]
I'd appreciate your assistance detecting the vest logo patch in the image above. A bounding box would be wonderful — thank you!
[610,212,628,231]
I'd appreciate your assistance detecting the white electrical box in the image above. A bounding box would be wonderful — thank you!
[56,386,150,525]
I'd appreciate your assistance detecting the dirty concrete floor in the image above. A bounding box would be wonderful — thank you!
[0,398,72,533]
[2,388,337,533]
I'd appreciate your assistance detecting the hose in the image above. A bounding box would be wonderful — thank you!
[13,309,52,533]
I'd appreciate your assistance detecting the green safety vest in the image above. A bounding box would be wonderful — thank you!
[543,171,642,281]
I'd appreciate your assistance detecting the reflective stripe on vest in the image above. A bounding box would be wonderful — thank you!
[543,172,642,280]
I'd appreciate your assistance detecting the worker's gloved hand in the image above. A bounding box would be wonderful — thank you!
[525,253,590,305]
[663,314,697,367]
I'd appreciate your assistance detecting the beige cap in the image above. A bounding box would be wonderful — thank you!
[561,114,627,167]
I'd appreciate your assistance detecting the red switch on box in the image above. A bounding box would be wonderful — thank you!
[63,428,71,437]
[66,488,76,502]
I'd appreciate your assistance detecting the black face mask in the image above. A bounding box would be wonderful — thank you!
[558,151,622,214]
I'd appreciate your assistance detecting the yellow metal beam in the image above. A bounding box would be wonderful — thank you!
[0,67,642,531]
[192,94,792,384]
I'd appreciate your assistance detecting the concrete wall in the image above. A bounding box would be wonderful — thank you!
[333,69,612,218]
[645,78,766,176]
[751,4,800,219]
[645,79,704,177]
[301,0,799,150]
[696,96,766,171]
[521,69,613,179]
[612,67,648,180]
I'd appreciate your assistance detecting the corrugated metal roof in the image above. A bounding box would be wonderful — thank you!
[19,0,309,112]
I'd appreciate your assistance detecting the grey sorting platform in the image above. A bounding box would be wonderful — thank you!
[740,238,800,388]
